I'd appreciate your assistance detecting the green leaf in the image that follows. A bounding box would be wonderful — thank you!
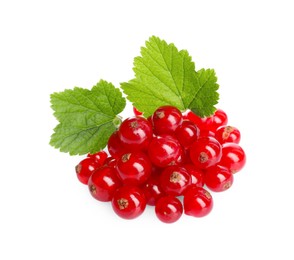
[50,80,126,155]
[121,36,219,117]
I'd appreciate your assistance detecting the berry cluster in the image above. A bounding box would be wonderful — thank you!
[75,106,246,223]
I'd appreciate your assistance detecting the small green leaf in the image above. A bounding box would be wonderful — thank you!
[121,36,219,117]
[50,80,125,155]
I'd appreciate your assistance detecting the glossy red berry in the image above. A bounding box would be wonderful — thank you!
[215,125,241,144]
[118,117,153,151]
[183,186,213,217]
[133,106,143,117]
[182,110,206,130]
[87,150,108,165]
[116,152,152,185]
[189,136,222,169]
[104,157,117,168]
[183,164,204,187]
[159,166,191,196]
[204,109,228,132]
[148,135,183,168]
[75,157,100,185]
[88,166,122,202]
[152,106,183,135]
[111,186,146,220]
[218,143,246,174]
[155,196,183,224]
[141,171,165,206]
[204,165,234,192]
[107,131,126,159]
[175,120,200,149]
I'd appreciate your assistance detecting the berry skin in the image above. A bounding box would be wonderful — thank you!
[141,171,165,206]
[118,117,153,151]
[152,106,183,135]
[159,166,191,196]
[215,125,241,144]
[183,186,213,217]
[204,165,234,192]
[204,109,228,132]
[183,164,204,187]
[148,135,183,168]
[88,166,122,202]
[189,136,222,169]
[111,186,146,220]
[107,131,126,159]
[133,106,143,117]
[175,120,200,149]
[87,150,108,165]
[155,196,183,224]
[116,152,152,185]
[75,157,101,185]
[218,143,246,174]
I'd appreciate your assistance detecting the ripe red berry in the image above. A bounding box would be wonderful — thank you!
[148,135,183,168]
[141,171,165,206]
[107,131,126,159]
[75,157,101,185]
[183,164,204,187]
[111,186,146,220]
[218,143,246,174]
[204,109,228,132]
[118,117,153,151]
[175,120,200,149]
[159,166,191,196]
[183,186,213,217]
[155,196,183,224]
[87,150,108,165]
[204,165,234,192]
[182,110,206,130]
[189,136,222,169]
[215,125,241,144]
[116,152,152,185]
[88,166,122,202]
[152,106,183,135]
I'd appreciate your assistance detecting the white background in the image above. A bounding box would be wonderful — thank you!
[1,0,293,259]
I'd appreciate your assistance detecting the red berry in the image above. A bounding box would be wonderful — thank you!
[189,136,222,169]
[111,186,146,220]
[182,110,206,130]
[215,125,241,144]
[152,106,183,135]
[116,152,152,185]
[159,166,191,196]
[148,135,183,168]
[141,171,165,206]
[175,120,200,149]
[204,109,228,132]
[183,186,213,217]
[75,157,100,185]
[104,157,117,168]
[118,117,153,151]
[88,166,122,202]
[183,164,204,187]
[218,143,246,174]
[133,106,143,117]
[204,165,234,192]
[155,196,183,224]
[107,131,126,159]
[87,150,108,165]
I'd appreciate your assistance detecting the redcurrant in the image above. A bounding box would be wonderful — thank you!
[152,105,183,135]
[148,135,183,168]
[183,186,213,217]
[75,157,100,185]
[155,196,183,224]
[87,150,108,165]
[159,165,191,196]
[107,131,126,159]
[189,136,222,169]
[218,143,246,173]
[118,117,153,151]
[215,125,241,144]
[183,164,204,187]
[204,165,234,192]
[133,106,143,117]
[175,120,200,149]
[116,152,152,185]
[111,186,146,220]
[88,166,122,202]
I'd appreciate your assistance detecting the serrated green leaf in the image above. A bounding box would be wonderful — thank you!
[121,36,219,117]
[50,80,125,155]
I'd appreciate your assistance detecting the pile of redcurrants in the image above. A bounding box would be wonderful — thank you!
[75,106,246,223]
